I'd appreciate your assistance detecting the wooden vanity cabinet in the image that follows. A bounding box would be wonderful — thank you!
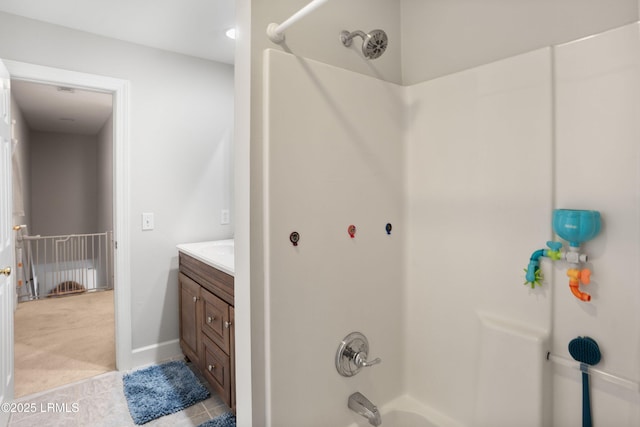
[178,253,235,412]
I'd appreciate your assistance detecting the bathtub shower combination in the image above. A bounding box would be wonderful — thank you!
[14,225,113,301]
[263,2,640,426]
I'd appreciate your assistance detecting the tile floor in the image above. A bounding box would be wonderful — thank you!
[8,361,232,427]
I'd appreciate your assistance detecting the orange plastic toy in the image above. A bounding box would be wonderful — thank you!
[567,268,592,302]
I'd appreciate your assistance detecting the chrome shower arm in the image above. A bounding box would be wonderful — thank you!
[340,30,367,47]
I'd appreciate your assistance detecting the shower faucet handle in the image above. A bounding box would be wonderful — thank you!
[355,353,381,368]
[336,331,382,377]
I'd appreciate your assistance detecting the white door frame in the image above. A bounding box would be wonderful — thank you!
[5,60,132,371]
[1,58,15,427]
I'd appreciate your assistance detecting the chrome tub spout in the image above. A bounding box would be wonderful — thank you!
[348,392,382,426]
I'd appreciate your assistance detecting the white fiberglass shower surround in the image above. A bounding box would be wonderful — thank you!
[262,17,640,427]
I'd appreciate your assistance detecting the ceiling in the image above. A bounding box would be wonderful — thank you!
[11,81,113,135]
[0,0,236,64]
[1,0,235,135]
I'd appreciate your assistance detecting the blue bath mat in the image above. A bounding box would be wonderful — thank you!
[123,360,210,425]
[198,412,236,427]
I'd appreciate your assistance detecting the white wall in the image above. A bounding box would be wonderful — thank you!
[30,131,98,235]
[406,22,640,427]
[248,1,401,424]
[400,0,638,84]
[406,48,554,426]
[552,23,640,426]
[264,49,404,427]
[234,1,255,425]
[0,12,234,356]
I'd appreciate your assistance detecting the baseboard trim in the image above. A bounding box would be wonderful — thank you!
[130,339,182,369]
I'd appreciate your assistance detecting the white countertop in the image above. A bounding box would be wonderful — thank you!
[177,239,234,276]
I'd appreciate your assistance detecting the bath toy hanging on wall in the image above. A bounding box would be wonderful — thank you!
[524,209,601,302]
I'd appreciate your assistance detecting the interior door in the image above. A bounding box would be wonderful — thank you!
[0,58,14,427]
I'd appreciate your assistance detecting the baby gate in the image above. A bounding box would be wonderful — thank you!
[14,226,113,301]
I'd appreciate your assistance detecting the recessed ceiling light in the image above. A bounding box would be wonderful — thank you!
[225,28,236,40]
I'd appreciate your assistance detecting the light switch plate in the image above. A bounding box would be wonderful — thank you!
[142,212,154,230]
[221,209,230,225]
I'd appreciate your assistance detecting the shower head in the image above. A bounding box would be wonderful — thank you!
[340,29,388,60]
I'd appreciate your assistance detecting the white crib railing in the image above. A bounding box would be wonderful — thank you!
[15,229,113,301]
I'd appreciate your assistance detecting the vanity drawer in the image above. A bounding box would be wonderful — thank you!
[202,335,231,407]
[179,253,234,305]
[201,288,231,355]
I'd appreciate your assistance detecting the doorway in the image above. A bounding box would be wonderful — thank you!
[12,81,114,298]
[3,60,132,395]
[11,79,115,396]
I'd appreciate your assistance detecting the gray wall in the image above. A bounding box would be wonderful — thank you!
[253,0,402,83]
[401,0,639,84]
[0,11,235,352]
[30,131,98,236]
[96,114,113,234]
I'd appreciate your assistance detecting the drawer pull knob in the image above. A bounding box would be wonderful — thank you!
[207,316,214,323]
[224,321,232,329]
[192,296,199,303]
[208,364,215,372]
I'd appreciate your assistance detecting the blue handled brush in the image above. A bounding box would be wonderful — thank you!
[568,337,601,427]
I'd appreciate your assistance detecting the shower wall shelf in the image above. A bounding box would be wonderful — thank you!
[267,0,330,44]
[547,352,639,392]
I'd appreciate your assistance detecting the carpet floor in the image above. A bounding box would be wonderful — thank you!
[13,290,116,397]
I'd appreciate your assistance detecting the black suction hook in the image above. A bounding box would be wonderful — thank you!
[289,231,300,246]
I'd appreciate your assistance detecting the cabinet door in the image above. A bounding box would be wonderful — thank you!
[179,272,201,365]
[202,335,231,407]
[201,289,230,354]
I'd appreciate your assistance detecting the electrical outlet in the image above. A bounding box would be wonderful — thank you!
[221,209,230,225]
[142,212,154,230]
